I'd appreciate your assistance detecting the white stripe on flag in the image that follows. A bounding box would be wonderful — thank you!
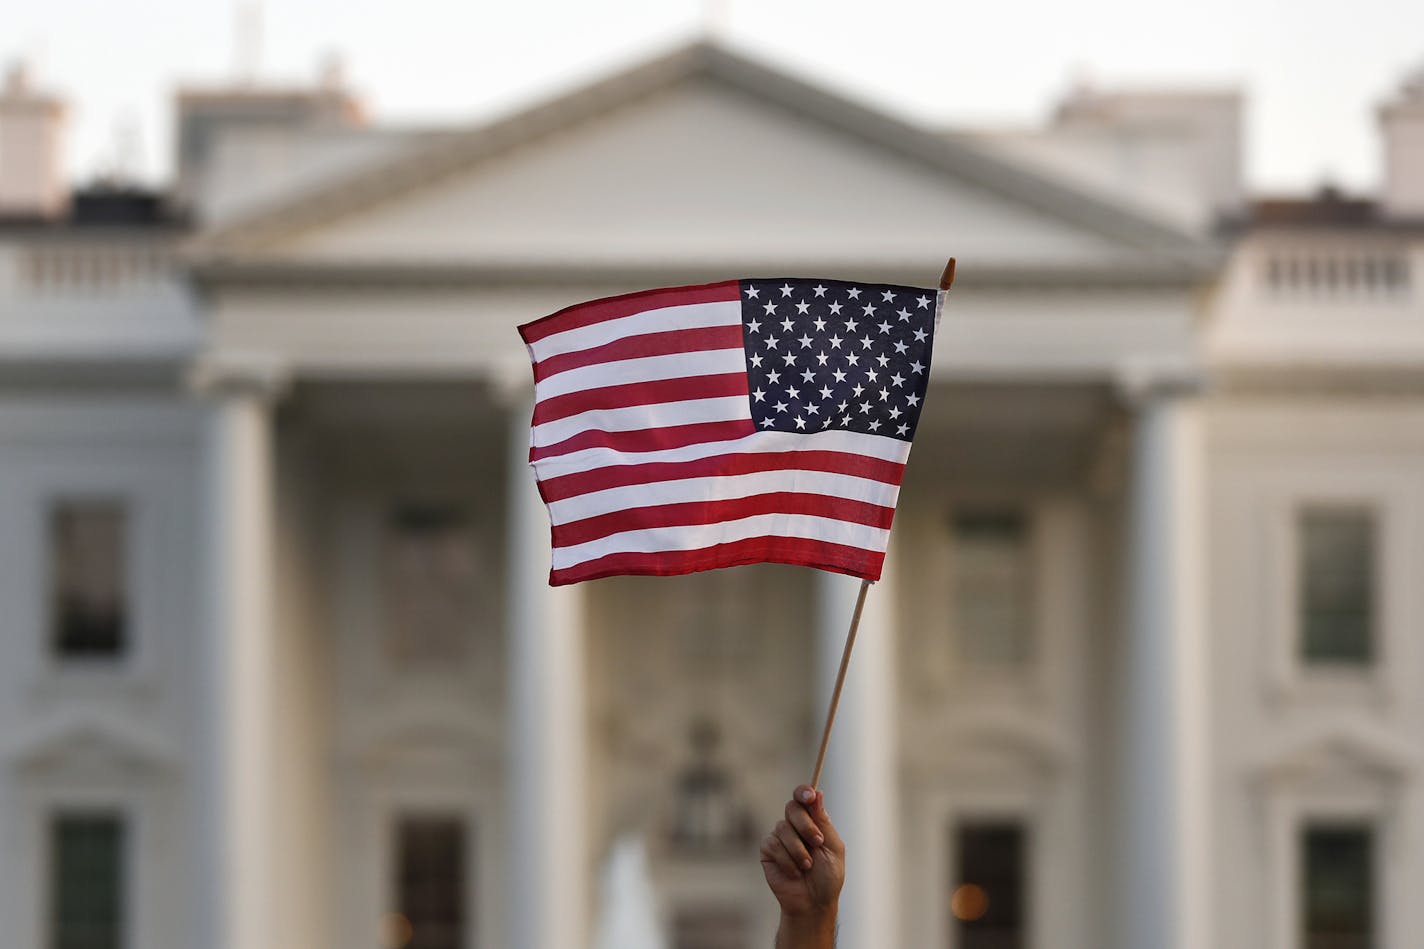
[531,396,753,449]
[551,513,890,570]
[534,348,746,400]
[532,428,912,479]
[546,469,900,524]
[529,300,743,362]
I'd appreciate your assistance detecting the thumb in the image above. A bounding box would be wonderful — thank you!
[805,787,843,851]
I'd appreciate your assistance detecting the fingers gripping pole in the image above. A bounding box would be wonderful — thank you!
[810,578,873,788]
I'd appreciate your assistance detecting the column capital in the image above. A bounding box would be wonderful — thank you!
[187,352,292,403]
[1112,357,1207,407]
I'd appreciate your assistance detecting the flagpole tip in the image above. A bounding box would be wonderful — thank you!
[939,258,957,292]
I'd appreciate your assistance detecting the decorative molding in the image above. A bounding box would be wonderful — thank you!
[1112,355,1208,406]
[186,350,292,401]
[1250,726,1418,787]
[335,717,504,774]
[902,713,1073,779]
[1212,363,1424,397]
[2,715,177,774]
[187,257,1216,291]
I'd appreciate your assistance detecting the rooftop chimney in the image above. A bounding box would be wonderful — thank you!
[1379,65,1424,218]
[173,59,366,212]
[0,63,68,219]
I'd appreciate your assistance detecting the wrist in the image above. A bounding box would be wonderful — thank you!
[777,906,837,947]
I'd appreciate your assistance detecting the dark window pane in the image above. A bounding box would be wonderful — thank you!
[398,817,468,949]
[951,821,1026,949]
[951,510,1032,666]
[1303,824,1373,949]
[1299,509,1374,664]
[384,505,478,667]
[672,908,749,949]
[50,502,127,658]
[50,814,125,949]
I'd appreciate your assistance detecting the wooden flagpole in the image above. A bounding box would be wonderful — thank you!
[810,577,873,787]
[809,258,956,788]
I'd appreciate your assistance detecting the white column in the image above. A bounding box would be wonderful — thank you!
[816,570,900,949]
[193,361,286,949]
[1117,385,1208,949]
[507,392,589,949]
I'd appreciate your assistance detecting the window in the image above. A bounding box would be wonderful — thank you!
[951,510,1032,667]
[50,813,125,949]
[1302,824,1373,949]
[1298,508,1375,665]
[672,908,749,949]
[50,501,128,659]
[667,721,753,855]
[396,817,468,949]
[950,821,1027,949]
[383,505,478,666]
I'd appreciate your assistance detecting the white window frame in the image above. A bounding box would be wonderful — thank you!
[924,787,1040,949]
[0,404,199,696]
[944,504,1038,674]
[944,807,1035,949]
[1261,781,1400,949]
[908,495,1088,711]
[45,807,132,949]
[1260,474,1406,705]
[5,770,178,949]
[334,754,501,949]
[330,489,500,702]
[904,739,1080,949]
[387,809,477,949]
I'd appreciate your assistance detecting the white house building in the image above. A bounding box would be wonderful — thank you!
[1,42,1422,949]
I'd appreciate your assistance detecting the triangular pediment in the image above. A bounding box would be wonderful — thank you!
[1253,726,1415,785]
[194,44,1214,282]
[4,716,175,775]
[906,712,1070,779]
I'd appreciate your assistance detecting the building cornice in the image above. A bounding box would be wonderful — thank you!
[1209,363,1424,397]
[186,255,1215,292]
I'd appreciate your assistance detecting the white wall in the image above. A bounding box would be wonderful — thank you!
[1206,399,1424,949]
[0,398,203,949]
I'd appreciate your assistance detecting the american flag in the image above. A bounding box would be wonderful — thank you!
[519,277,939,586]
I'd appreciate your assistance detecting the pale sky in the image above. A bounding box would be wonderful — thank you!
[4,0,1422,195]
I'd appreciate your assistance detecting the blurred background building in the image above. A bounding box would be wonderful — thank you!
[1,37,1422,949]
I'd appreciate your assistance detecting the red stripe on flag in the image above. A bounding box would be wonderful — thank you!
[533,373,750,427]
[529,419,756,463]
[533,325,746,382]
[548,536,885,586]
[550,492,897,547]
[520,281,741,345]
[539,449,906,502]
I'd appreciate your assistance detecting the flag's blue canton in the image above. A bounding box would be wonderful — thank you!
[738,279,935,442]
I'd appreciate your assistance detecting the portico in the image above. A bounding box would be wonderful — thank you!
[183,41,1217,949]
